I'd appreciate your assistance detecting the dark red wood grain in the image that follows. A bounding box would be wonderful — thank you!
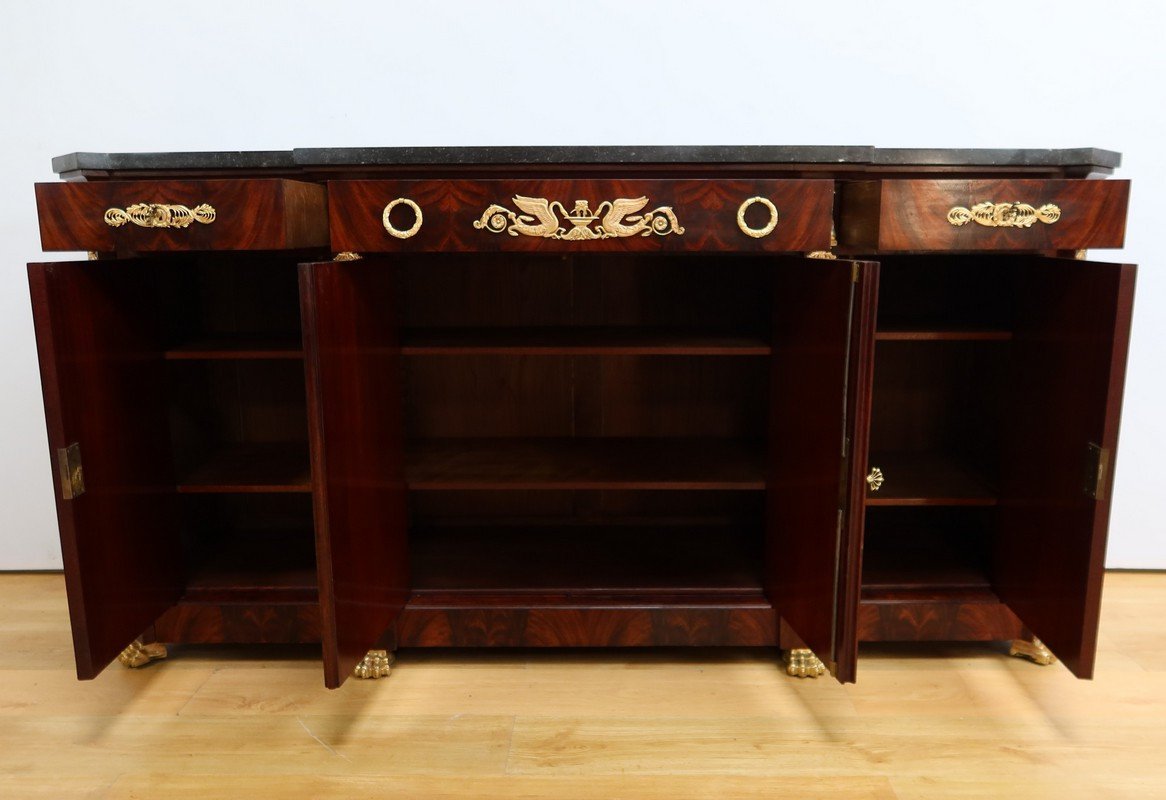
[857,594,1024,641]
[28,260,182,679]
[832,260,880,683]
[300,259,410,688]
[35,179,328,252]
[154,603,321,644]
[397,598,776,647]
[328,179,833,253]
[765,257,879,683]
[994,257,1135,678]
[840,179,1129,252]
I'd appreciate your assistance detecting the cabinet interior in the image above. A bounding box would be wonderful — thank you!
[864,257,1018,612]
[137,253,1047,641]
[155,255,316,611]
[149,253,781,615]
[399,254,771,607]
[84,247,1110,662]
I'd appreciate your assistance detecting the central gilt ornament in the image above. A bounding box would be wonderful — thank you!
[474,195,684,240]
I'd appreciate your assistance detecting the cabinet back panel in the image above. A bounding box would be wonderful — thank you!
[400,254,772,332]
[402,254,574,327]
[869,341,1006,468]
[179,494,315,535]
[404,357,575,438]
[591,256,771,330]
[404,356,767,438]
[167,360,309,474]
[862,507,994,591]
[155,255,306,347]
[874,257,1016,331]
[595,357,768,437]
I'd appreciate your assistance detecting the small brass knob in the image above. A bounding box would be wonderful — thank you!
[866,467,884,492]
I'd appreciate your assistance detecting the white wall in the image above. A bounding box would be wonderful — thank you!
[1,0,1163,568]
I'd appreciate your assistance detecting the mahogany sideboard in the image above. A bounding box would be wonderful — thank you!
[29,146,1134,687]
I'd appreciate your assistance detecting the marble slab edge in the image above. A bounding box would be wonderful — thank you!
[51,146,1122,174]
[50,150,298,174]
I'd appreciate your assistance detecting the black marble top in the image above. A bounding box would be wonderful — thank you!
[50,146,1122,174]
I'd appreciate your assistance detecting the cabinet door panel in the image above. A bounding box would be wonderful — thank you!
[28,260,181,679]
[300,259,410,688]
[995,257,1136,678]
[766,257,879,683]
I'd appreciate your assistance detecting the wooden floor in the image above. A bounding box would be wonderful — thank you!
[1,572,1164,799]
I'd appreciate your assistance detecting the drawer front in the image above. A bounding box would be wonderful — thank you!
[36,179,329,252]
[328,179,834,253]
[841,179,1129,252]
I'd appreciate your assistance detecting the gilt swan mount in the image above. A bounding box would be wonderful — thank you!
[473,195,684,240]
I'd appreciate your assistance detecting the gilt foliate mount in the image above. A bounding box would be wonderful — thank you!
[104,202,217,229]
[474,195,684,240]
[946,201,1061,228]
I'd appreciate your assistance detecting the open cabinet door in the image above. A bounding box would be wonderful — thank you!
[766,257,879,683]
[995,257,1136,679]
[300,259,410,688]
[28,260,181,679]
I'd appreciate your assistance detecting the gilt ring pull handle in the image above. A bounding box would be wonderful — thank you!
[382,197,423,239]
[866,467,884,492]
[737,196,779,238]
[104,203,216,229]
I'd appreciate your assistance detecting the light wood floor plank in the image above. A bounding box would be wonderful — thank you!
[98,773,899,800]
[0,571,1163,799]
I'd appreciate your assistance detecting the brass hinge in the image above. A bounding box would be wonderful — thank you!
[1083,441,1111,500]
[57,442,85,500]
[851,261,860,283]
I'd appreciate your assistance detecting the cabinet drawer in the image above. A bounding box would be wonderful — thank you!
[35,179,329,252]
[839,179,1129,252]
[328,179,833,253]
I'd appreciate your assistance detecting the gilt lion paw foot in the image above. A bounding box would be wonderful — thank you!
[784,648,826,678]
[1009,638,1057,666]
[354,649,394,679]
[117,639,168,669]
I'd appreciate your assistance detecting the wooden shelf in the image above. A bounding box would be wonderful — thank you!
[177,443,312,494]
[165,335,304,360]
[410,524,763,595]
[865,452,996,506]
[875,327,1012,342]
[405,438,766,491]
[184,529,318,603]
[401,327,772,356]
[401,523,772,647]
[854,506,1020,641]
